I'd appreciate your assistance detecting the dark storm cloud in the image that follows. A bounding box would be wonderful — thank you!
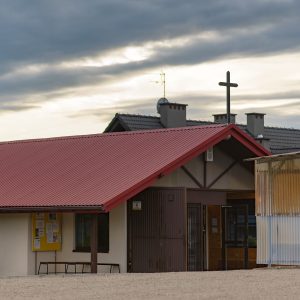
[1,0,300,112]
[1,0,295,68]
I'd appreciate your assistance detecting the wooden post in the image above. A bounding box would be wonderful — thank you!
[90,214,98,273]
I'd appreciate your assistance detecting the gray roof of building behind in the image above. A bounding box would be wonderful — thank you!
[105,113,300,155]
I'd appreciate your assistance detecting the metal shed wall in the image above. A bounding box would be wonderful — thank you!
[255,155,300,265]
[256,158,300,216]
[257,216,300,265]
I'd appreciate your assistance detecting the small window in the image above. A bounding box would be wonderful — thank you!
[75,213,109,253]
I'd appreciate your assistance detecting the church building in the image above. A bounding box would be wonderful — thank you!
[0,98,275,276]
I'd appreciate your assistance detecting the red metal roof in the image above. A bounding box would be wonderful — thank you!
[0,124,270,211]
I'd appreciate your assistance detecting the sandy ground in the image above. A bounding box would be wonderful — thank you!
[1,269,300,300]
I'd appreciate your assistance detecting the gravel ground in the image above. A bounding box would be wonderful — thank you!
[1,268,300,300]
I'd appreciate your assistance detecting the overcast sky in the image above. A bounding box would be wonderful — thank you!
[1,0,300,141]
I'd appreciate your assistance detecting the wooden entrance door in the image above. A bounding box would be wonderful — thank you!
[207,205,222,270]
[187,204,205,271]
[128,188,186,272]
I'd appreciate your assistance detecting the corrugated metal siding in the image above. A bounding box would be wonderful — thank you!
[255,161,270,216]
[256,158,300,215]
[257,216,300,265]
[256,216,269,264]
[256,156,300,265]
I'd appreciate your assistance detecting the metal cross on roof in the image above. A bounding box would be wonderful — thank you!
[219,71,238,124]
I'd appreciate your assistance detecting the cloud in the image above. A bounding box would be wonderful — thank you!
[68,96,157,119]
[1,0,300,121]
[0,104,37,112]
[1,0,299,69]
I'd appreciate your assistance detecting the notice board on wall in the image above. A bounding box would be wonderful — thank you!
[32,213,62,251]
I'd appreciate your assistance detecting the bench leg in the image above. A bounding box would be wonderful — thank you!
[111,265,120,273]
[47,264,49,275]
[38,263,41,275]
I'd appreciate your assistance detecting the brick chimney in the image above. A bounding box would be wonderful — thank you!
[157,98,187,128]
[213,113,236,124]
[246,113,270,149]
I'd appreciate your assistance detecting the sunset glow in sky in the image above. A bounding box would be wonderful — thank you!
[1,0,300,141]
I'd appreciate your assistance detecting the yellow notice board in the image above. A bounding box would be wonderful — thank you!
[32,213,62,251]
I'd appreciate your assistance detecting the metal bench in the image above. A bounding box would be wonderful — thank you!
[38,261,120,274]
[82,262,120,273]
[38,262,69,274]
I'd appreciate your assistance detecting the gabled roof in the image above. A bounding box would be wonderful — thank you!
[105,113,300,154]
[0,124,270,212]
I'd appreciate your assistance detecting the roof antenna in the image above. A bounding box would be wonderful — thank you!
[153,71,166,98]
[156,72,169,114]
[161,72,166,98]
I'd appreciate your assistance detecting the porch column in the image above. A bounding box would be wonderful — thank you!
[90,213,98,273]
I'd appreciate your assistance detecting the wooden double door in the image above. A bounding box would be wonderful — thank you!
[127,188,186,272]
[128,188,207,273]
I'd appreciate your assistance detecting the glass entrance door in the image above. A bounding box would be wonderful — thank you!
[221,205,248,270]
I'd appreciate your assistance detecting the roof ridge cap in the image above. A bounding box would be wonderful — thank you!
[0,124,228,146]
[104,123,227,135]
[118,113,159,119]
[264,125,300,131]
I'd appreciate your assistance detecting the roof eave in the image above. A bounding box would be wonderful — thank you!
[227,124,272,157]
[0,205,105,213]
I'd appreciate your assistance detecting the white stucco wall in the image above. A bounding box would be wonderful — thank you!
[153,155,203,189]
[0,214,31,277]
[35,202,127,274]
[0,203,127,277]
[153,147,254,190]
[206,147,254,190]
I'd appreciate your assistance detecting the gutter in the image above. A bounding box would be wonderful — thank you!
[0,205,105,214]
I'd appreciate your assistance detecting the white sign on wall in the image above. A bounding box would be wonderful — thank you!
[132,201,142,211]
